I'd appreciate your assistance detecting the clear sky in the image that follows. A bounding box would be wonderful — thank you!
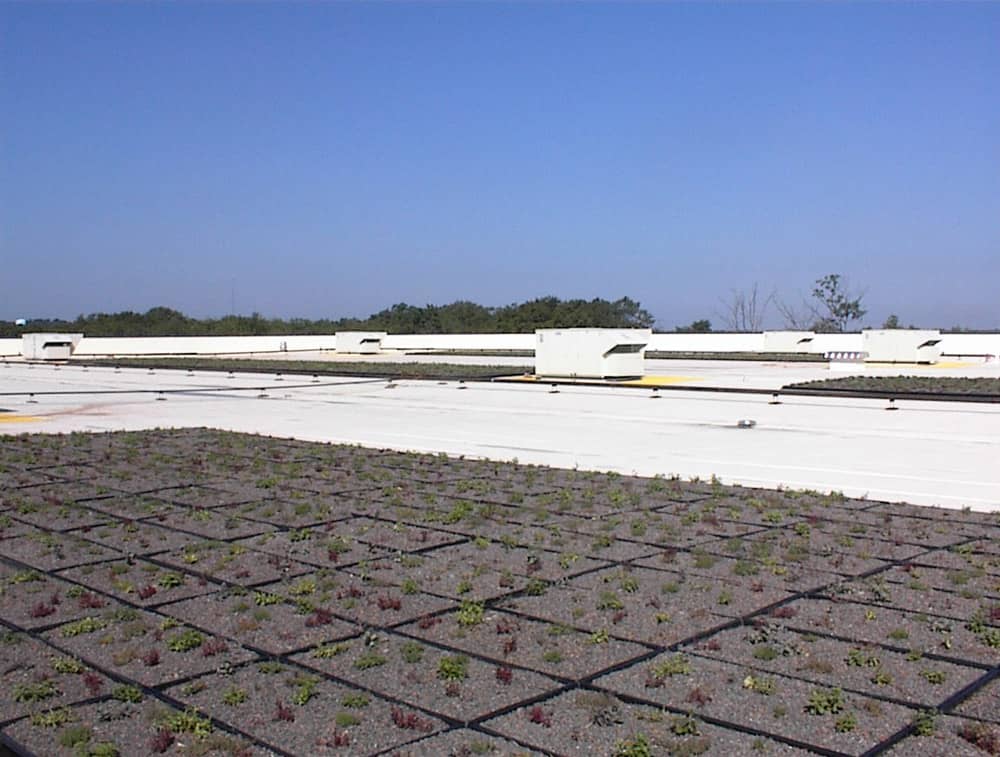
[2,2,998,329]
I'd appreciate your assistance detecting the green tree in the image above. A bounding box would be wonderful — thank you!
[676,320,712,333]
[810,275,866,332]
[3,296,658,338]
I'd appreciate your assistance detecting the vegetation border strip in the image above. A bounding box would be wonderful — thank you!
[0,378,385,398]
[498,376,1000,404]
[645,350,829,362]
[781,385,1000,404]
[71,358,528,381]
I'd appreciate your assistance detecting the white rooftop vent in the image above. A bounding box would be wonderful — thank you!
[535,328,651,379]
[862,330,942,364]
[22,333,84,361]
[335,331,388,355]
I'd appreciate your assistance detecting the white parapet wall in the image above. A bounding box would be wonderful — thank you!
[647,331,858,356]
[762,331,817,353]
[646,333,765,353]
[22,333,84,360]
[335,331,387,354]
[381,333,536,352]
[535,328,651,379]
[938,333,1000,361]
[2,331,997,362]
[863,330,942,364]
[71,335,336,356]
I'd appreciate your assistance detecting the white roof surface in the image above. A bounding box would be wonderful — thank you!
[1,361,998,512]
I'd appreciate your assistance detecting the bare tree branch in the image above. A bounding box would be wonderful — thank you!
[774,296,817,330]
[717,283,775,332]
[775,274,868,332]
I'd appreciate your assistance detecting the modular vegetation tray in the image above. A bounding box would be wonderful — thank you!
[0,428,998,756]
[783,376,1000,400]
[74,358,527,382]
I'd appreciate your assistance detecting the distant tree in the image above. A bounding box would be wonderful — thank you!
[608,297,656,329]
[494,296,654,331]
[811,274,866,332]
[676,319,712,333]
[2,296,658,338]
[882,314,900,329]
[777,274,867,333]
[437,301,494,333]
[718,283,773,332]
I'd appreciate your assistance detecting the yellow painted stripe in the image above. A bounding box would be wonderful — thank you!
[499,374,702,386]
[0,415,43,424]
[623,375,702,386]
[865,361,973,369]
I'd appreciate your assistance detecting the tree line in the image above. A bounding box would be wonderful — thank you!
[1,297,655,338]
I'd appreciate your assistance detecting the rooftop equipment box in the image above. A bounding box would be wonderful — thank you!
[535,328,651,379]
[335,331,387,354]
[21,333,83,360]
[862,330,942,364]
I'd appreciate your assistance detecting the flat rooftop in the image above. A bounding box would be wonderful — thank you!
[1,361,998,511]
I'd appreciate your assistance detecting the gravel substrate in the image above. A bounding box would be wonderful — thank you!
[1,427,998,756]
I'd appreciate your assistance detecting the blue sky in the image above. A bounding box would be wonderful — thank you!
[2,2,997,329]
